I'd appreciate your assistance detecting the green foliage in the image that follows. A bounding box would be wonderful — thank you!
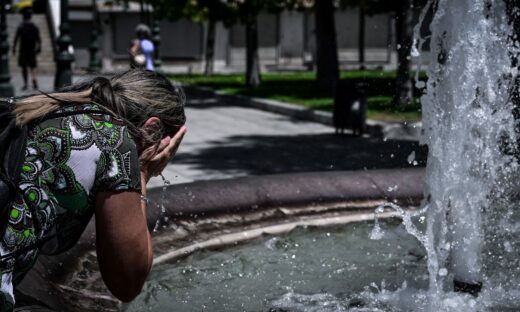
[139,0,310,25]
[171,71,424,121]
[224,0,296,24]
[356,0,429,16]
[118,0,429,23]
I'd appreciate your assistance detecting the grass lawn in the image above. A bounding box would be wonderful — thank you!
[171,71,423,122]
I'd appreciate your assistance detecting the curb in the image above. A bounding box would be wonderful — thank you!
[182,84,422,141]
[146,168,425,221]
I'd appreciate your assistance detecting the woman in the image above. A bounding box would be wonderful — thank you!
[0,69,186,310]
[130,24,155,71]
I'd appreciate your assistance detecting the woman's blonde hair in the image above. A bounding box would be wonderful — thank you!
[14,69,186,150]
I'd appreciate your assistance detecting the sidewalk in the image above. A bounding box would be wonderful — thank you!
[9,72,95,97]
[9,72,55,97]
[147,94,427,188]
[7,72,427,189]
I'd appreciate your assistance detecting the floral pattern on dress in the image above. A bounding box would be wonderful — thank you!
[0,104,141,310]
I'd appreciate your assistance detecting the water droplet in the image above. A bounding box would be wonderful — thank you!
[407,151,416,164]
[387,185,399,192]
[415,81,426,89]
[504,241,513,253]
[153,174,172,232]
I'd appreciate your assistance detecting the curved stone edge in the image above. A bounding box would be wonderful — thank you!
[16,168,425,311]
[153,210,399,266]
[145,167,425,223]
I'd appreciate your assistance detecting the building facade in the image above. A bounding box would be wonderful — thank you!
[62,1,420,73]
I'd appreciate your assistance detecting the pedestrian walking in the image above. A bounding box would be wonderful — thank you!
[12,8,41,91]
[130,24,155,71]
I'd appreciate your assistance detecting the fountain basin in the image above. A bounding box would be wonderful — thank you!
[128,220,428,312]
[15,168,425,311]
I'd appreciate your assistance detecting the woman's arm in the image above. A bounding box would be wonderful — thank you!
[94,185,152,302]
[95,125,186,302]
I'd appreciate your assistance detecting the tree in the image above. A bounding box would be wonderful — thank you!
[226,1,295,87]
[358,0,427,107]
[314,0,340,95]
[394,0,414,107]
[358,2,366,70]
[142,0,303,85]
[289,0,346,95]
[505,0,520,157]
[193,1,235,76]
[231,1,263,87]
[146,0,234,76]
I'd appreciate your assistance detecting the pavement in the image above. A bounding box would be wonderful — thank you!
[6,73,427,189]
[8,72,53,97]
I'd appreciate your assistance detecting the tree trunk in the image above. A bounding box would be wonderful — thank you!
[505,1,520,157]
[314,0,339,95]
[204,18,216,76]
[139,0,144,23]
[358,6,365,70]
[394,0,414,108]
[245,15,261,87]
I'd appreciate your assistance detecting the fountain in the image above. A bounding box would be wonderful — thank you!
[123,1,520,310]
[13,0,520,311]
[414,0,519,304]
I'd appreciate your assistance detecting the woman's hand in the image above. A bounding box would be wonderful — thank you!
[139,126,187,183]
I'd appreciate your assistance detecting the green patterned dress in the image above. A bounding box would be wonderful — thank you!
[0,104,141,311]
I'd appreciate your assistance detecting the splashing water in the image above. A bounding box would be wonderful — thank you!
[419,0,519,295]
[372,0,520,308]
[153,174,171,232]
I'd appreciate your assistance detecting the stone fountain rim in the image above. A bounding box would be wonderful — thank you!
[145,167,425,220]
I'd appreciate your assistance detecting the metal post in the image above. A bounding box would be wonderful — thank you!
[152,11,162,72]
[54,0,74,89]
[0,0,14,96]
[87,0,101,73]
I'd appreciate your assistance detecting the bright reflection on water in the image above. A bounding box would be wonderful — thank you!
[125,220,429,312]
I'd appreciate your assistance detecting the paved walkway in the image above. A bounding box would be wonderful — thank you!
[6,73,427,188]
[149,94,427,188]
[9,72,54,97]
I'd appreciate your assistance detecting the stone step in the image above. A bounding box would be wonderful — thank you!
[7,13,55,74]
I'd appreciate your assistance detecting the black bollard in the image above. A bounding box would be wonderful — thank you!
[87,0,101,73]
[54,0,74,89]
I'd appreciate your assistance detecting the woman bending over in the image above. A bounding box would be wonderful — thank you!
[0,69,186,310]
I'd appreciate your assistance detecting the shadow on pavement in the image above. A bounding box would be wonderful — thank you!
[173,133,428,176]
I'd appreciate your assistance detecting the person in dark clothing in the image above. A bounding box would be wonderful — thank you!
[12,9,41,91]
